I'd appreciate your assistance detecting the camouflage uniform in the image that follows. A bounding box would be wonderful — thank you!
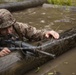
[0,9,47,41]
[13,22,47,41]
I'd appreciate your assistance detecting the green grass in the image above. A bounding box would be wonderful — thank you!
[47,0,76,6]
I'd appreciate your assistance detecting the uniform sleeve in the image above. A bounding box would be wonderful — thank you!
[16,22,47,41]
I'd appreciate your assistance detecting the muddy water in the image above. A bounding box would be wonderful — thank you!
[13,6,76,75]
[13,7,76,33]
[25,47,76,75]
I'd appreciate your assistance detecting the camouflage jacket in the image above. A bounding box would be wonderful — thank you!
[0,22,47,47]
[13,22,47,41]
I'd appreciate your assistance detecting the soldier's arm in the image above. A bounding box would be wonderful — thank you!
[17,22,59,41]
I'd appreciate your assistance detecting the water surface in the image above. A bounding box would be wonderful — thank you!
[13,7,76,33]
[13,6,76,75]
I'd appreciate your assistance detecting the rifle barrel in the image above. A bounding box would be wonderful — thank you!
[0,47,32,51]
[36,49,55,58]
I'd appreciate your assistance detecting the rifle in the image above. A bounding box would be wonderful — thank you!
[0,40,55,58]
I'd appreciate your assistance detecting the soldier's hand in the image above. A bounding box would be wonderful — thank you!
[0,47,11,57]
[45,30,59,39]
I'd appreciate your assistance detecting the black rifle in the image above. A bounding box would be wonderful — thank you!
[0,40,55,58]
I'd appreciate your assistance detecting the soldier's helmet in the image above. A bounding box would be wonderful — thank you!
[0,9,16,29]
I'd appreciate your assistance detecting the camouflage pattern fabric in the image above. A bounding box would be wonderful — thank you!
[0,9,16,28]
[14,22,47,41]
[0,9,48,41]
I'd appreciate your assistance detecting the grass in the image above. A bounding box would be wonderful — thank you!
[47,0,76,6]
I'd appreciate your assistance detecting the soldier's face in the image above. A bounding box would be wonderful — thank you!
[0,26,14,35]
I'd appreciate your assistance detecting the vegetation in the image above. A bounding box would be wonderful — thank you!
[47,0,76,6]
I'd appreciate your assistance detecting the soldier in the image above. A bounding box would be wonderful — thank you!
[0,9,59,57]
